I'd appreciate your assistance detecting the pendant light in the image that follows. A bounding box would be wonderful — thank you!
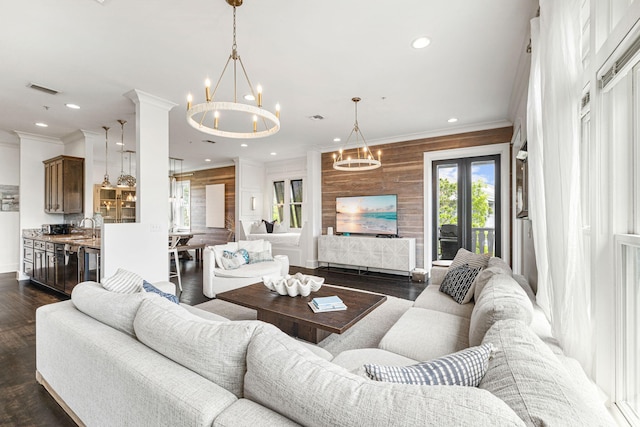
[332,97,382,171]
[185,0,280,139]
[101,126,112,188]
[116,119,136,187]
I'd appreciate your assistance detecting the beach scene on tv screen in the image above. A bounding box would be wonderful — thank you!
[336,195,397,234]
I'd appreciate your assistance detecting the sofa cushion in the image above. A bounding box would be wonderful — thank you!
[450,248,490,270]
[364,343,493,386]
[469,274,533,346]
[487,257,513,275]
[213,398,301,427]
[244,324,525,427]
[413,284,474,318]
[439,263,481,304]
[238,239,269,253]
[379,307,470,361]
[480,319,615,426]
[133,296,261,398]
[473,266,511,302]
[71,281,157,337]
[513,273,536,303]
[100,268,144,293]
[213,261,282,279]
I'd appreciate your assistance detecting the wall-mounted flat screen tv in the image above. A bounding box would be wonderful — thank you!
[335,194,398,235]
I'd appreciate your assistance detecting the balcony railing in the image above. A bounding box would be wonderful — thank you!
[472,227,495,256]
[438,227,495,259]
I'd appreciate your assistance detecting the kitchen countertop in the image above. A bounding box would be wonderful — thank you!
[23,231,101,250]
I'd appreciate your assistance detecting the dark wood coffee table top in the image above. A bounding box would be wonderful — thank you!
[216,283,387,342]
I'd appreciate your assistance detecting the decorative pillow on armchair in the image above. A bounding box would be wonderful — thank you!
[220,249,250,270]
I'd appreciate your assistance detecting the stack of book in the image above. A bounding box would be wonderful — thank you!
[308,295,347,313]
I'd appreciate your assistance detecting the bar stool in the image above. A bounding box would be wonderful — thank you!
[169,236,182,292]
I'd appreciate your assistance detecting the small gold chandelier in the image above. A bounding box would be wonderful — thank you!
[332,97,382,171]
[186,0,280,139]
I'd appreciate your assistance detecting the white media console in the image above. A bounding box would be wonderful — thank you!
[317,235,416,275]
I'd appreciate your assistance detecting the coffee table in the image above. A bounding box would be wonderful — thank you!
[216,283,387,343]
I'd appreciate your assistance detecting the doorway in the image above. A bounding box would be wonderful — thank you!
[432,155,501,260]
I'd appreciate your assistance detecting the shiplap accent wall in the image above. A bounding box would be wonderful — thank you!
[177,165,235,245]
[321,127,513,268]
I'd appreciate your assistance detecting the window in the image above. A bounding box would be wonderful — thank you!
[615,235,640,425]
[432,155,500,260]
[171,180,190,231]
[272,178,303,229]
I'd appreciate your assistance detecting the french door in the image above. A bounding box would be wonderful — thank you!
[432,155,501,260]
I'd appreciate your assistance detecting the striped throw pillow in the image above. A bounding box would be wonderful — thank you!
[101,268,144,293]
[364,343,493,386]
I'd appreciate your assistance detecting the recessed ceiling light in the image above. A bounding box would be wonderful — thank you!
[270,152,277,156]
[244,94,255,101]
[241,143,248,147]
[205,158,211,162]
[447,117,458,123]
[116,142,124,146]
[35,122,48,127]
[65,103,80,109]
[333,137,341,142]
[412,36,431,49]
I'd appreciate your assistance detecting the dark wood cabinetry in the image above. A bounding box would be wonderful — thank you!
[26,239,77,295]
[43,155,84,214]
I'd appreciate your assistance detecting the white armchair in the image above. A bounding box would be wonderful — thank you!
[203,240,289,298]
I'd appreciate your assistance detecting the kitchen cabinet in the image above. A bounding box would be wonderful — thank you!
[94,185,136,223]
[43,155,84,214]
[33,241,46,284]
[44,242,64,292]
[23,238,34,277]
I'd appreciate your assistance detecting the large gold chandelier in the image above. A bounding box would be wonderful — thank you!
[332,97,382,171]
[186,0,280,139]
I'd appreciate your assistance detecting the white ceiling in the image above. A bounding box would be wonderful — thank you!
[0,0,537,171]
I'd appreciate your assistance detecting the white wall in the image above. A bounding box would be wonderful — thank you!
[0,142,20,273]
[235,157,266,235]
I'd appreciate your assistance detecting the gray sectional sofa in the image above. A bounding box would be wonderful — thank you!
[36,257,614,426]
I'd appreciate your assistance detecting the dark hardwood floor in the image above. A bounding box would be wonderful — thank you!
[1,257,427,426]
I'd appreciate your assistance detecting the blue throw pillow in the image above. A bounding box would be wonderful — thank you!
[364,343,493,386]
[143,280,179,304]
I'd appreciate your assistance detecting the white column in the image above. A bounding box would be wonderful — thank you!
[124,90,176,225]
[99,89,177,282]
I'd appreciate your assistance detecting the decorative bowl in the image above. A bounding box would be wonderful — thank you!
[262,272,324,297]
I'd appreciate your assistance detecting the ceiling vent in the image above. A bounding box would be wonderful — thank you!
[27,82,60,95]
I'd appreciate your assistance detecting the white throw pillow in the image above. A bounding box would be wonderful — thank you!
[250,221,267,234]
[101,268,144,293]
[273,221,288,233]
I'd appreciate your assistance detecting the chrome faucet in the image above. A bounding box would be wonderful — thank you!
[80,217,96,239]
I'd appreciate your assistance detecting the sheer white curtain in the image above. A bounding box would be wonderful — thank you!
[527,0,592,371]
